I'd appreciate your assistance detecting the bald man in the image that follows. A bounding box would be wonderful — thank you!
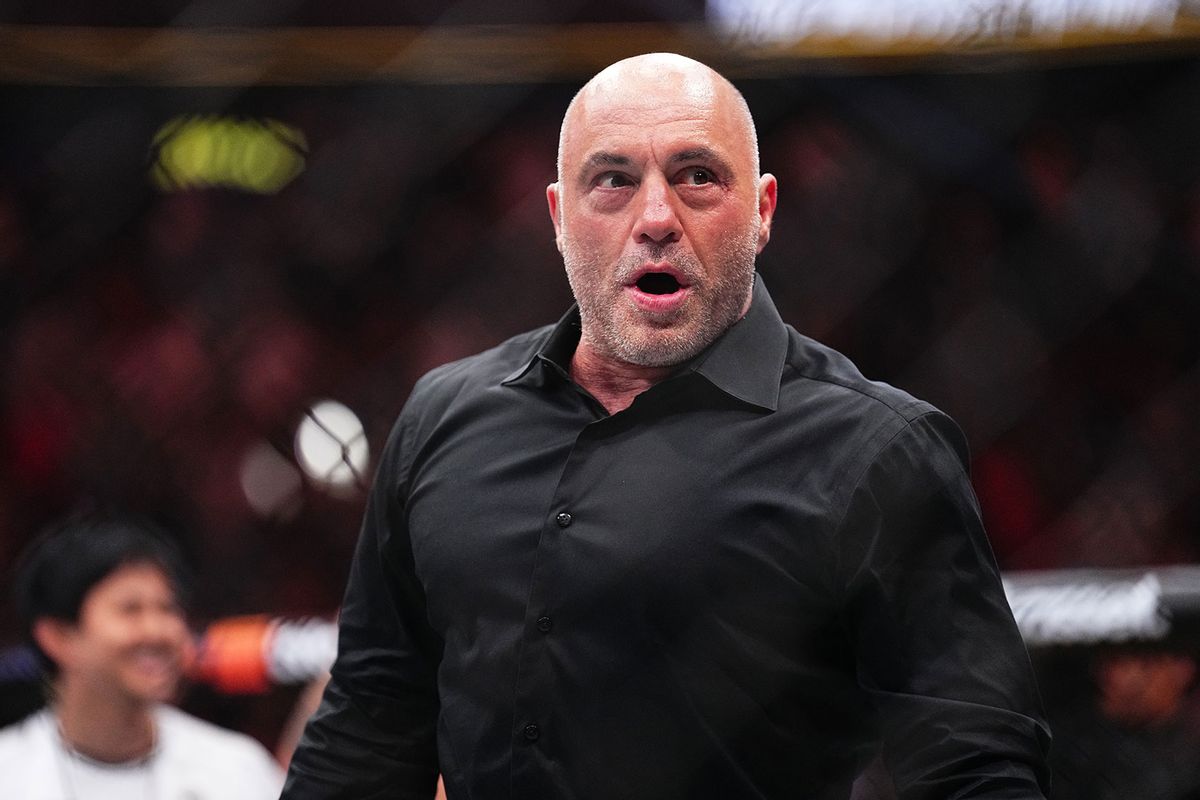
[281,54,1051,800]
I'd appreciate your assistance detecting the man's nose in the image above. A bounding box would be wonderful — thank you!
[631,175,681,246]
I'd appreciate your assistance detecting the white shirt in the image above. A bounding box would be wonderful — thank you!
[0,706,284,800]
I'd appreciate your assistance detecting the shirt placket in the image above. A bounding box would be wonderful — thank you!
[508,409,608,800]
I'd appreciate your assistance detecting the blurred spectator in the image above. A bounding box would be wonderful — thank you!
[0,514,284,799]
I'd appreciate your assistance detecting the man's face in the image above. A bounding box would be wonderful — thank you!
[548,58,777,367]
[55,562,191,705]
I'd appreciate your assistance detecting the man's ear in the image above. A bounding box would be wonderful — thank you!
[755,174,778,255]
[32,618,74,667]
[546,182,564,254]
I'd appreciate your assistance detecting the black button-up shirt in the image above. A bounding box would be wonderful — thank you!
[283,276,1051,800]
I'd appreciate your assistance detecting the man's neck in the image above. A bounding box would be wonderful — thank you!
[54,681,157,763]
[570,340,674,415]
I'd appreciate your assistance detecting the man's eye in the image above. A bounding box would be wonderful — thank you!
[681,168,715,186]
[597,173,633,189]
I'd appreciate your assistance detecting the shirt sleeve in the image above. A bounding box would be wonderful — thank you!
[837,411,1052,799]
[281,412,442,800]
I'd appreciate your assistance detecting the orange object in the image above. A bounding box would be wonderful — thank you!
[191,615,277,694]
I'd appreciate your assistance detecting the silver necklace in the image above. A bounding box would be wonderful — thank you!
[50,712,159,800]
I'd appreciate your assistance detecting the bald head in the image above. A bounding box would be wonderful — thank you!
[557,53,759,183]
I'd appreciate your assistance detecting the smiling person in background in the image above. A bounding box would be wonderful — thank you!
[282,53,1050,799]
[0,514,284,799]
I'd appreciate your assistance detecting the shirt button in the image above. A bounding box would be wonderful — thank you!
[523,723,540,742]
[555,512,572,528]
[536,616,553,633]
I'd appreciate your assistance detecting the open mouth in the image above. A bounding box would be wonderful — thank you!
[635,272,683,295]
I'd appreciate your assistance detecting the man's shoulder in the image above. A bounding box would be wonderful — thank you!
[782,328,936,424]
[372,323,558,478]
[778,328,972,471]
[405,323,554,411]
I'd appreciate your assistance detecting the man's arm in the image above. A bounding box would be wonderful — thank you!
[281,417,442,800]
[838,411,1051,799]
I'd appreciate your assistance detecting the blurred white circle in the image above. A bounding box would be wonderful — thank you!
[240,441,303,519]
[294,399,369,490]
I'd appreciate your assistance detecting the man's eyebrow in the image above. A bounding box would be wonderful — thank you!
[577,151,630,183]
[574,148,735,185]
[668,147,733,174]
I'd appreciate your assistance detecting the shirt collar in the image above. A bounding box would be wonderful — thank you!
[501,305,583,386]
[687,273,787,411]
[503,273,789,412]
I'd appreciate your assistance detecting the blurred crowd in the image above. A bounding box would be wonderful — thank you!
[1,55,1199,793]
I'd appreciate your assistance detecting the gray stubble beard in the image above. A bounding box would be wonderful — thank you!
[561,222,759,368]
